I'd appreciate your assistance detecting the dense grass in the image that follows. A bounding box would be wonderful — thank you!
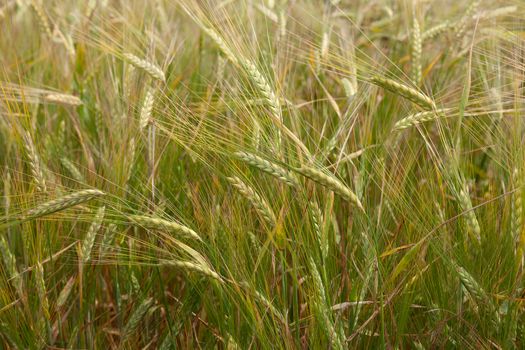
[0,0,524,348]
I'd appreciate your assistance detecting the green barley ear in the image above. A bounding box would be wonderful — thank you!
[139,87,156,131]
[130,272,141,295]
[239,281,286,323]
[309,258,345,350]
[341,78,356,98]
[99,223,117,258]
[0,236,22,298]
[454,0,481,41]
[24,189,105,219]
[393,108,450,131]
[422,21,451,41]
[309,201,327,260]
[35,262,50,321]
[23,131,47,192]
[60,157,86,183]
[4,167,10,219]
[226,176,276,228]
[295,166,364,212]
[512,169,524,269]
[123,53,165,83]
[198,25,238,64]
[411,15,422,85]
[81,206,105,264]
[234,151,298,187]
[121,297,154,341]
[450,261,499,327]
[370,76,436,110]
[44,93,82,106]
[56,276,76,310]
[512,169,523,242]
[457,185,481,243]
[30,0,52,38]
[226,333,241,349]
[240,58,281,123]
[127,214,202,241]
[160,260,223,283]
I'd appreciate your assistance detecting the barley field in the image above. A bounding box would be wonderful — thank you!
[0,0,524,348]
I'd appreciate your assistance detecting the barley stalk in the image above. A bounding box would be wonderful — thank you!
[296,166,364,211]
[370,76,436,110]
[234,151,298,187]
[25,189,105,219]
[81,206,105,264]
[127,214,202,241]
[227,176,276,228]
[123,53,165,83]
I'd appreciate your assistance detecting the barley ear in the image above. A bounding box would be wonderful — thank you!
[227,176,277,228]
[60,157,86,183]
[24,189,105,219]
[411,15,422,86]
[457,186,481,243]
[140,87,156,131]
[56,276,76,310]
[160,260,223,283]
[393,108,449,131]
[127,214,202,241]
[23,131,47,192]
[370,76,436,110]
[123,53,165,83]
[35,262,50,321]
[121,297,154,341]
[296,166,364,212]
[81,206,105,264]
[234,151,298,187]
